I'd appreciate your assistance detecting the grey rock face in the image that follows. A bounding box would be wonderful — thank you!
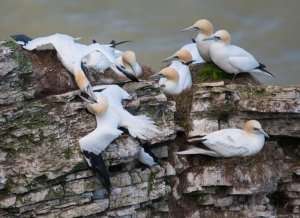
[1,42,300,217]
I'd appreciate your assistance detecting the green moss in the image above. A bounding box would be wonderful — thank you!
[206,101,236,120]
[194,63,232,82]
[4,40,18,49]
[197,194,210,205]
[237,85,272,98]
[45,185,64,200]
[64,147,72,160]
[11,50,32,74]
[31,174,48,185]
[71,162,88,172]
[147,171,155,195]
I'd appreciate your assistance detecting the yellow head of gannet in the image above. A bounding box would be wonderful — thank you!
[121,51,142,78]
[182,19,213,35]
[163,49,194,65]
[159,67,180,82]
[213,29,231,45]
[244,120,269,138]
[74,69,97,102]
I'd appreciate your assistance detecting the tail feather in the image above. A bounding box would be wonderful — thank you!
[126,115,160,140]
[176,147,220,157]
[83,150,111,191]
[11,34,32,45]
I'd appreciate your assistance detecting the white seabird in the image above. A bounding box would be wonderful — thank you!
[82,39,139,81]
[203,29,274,78]
[182,19,214,62]
[177,120,269,157]
[150,49,193,95]
[79,85,160,190]
[116,51,142,78]
[11,34,137,102]
[181,39,204,64]
[138,145,158,168]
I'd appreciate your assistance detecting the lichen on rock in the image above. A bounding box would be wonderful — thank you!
[1,42,300,217]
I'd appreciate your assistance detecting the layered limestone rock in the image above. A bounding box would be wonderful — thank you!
[1,41,300,217]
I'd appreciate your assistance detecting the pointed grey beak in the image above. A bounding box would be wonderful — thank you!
[181,26,197,32]
[149,72,162,79]
[79,93,95,104]
[203,36,220,41]
[162,55,178,63]
[86,85,98,103]
[259,128,270,138]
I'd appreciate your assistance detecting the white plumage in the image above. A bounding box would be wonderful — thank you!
[79,85,160,189]
[182,19,214,62]
[152,49,193,95]
[205,29,274,78]
[177,120,269,157]
[181,42,204,64]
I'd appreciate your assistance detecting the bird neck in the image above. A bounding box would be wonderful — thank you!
[74,70,89,92]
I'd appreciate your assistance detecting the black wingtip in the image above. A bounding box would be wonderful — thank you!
[92,39,97,44]
[110,40,132,48]
[116,65,139,82]
[257,63,275,78]
[83,150,111,191]
[191,38,196,43]
[11,34,32,44]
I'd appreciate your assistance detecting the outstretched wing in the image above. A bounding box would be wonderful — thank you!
[120,110,160,140]
[18,34,58,51]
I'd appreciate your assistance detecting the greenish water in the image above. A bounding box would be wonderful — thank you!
[1,0,299,85]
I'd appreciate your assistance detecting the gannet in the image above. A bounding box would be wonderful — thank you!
[138,145,158,168]
[181,39,204,64]
[203,30,274,78]
[177,120,269,157]
[79,85,160,190]
[116,51,142,78]
[150,49,193,95]
[82,39,139,81]
[11,34,137,102]
[182,19,214,62]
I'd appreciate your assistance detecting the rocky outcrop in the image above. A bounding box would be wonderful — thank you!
[1,41,300,217]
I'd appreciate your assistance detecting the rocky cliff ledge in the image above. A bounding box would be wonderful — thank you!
[1,42,300,218]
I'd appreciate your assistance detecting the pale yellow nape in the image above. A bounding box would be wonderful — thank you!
[244,120,262,134]
[74,70,89,92]
[215,29,231,45]
[193,19,214,35]
[160,67,179,81]
[174,49,193,63]
[88,100,109,115]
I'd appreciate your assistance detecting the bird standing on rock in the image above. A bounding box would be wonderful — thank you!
[203,29,275,79]
[177,120,269,157]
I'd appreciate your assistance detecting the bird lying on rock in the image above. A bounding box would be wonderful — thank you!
[177,120,269,157]
[82,39,140,81]
[11,33,138,103]
[79,85,160,191]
